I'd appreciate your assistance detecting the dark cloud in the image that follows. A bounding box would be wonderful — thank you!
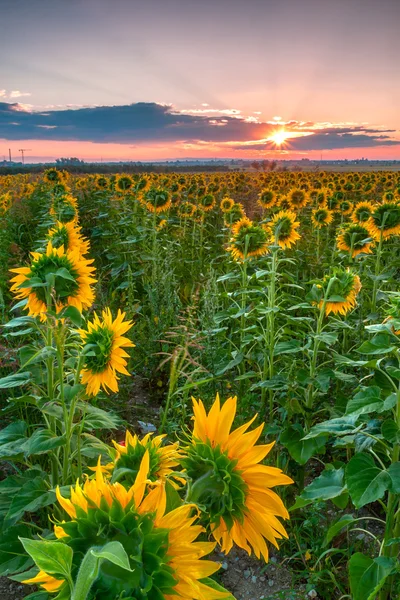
[0,101,398,151]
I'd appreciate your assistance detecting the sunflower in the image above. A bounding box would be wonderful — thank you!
[311,207,334,229]
[326,194,340,212]
[351,201,374,225]
[199,193,216,212]
[366,202,400,240]
[258,189,276,210]
[310,188,329,207]
[50,194,79,224]
[338,198,353,215]
[48,454,229,600]
[318,269,362,316]
[227,217,270,261]
[0,192,12,213]
[220,197,235,213]
[224,202,245,227]
[10,242,96,320]
[178,201,197,218]
[382,295,400,335]
[46,221,90,255]
[95,175,110,190]
[337,224,374,257]
[183,395,293,561]
[266,210,301,249]
[115,174,134,193]
[287,189,308,210]
[99,431,183,488]
[22,571,64,594]
[144,187,172,214]
[43,168,64,184]
[80,308,134,396]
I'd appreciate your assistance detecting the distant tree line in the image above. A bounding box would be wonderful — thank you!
[0,161,231,175]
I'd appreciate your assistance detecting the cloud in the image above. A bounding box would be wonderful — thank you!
[9,90,31,99]
[0,101,398,152]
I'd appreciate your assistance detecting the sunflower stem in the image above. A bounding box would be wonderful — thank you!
[371,230,383,315]
[262,247,278,414]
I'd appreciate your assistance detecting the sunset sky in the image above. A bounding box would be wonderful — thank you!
[1,0,399,162]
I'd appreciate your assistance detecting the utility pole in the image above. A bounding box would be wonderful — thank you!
[18,148,32,165]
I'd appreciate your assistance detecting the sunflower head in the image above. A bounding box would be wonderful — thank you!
[115,174,134,192]
[0,192,12,214]
[95,175,109,190]
[220,197,235,213]
[288,189,308,210]
[266,210,301,249]
[326,195,340,211]
[46,221,90,255]
[10,242,96,320]
[224,202,245,226]
[200,193,216,211]
[51,194,78,224]
[22,570,65,594]
[258,189,276,209]
[228,217,270,261]
[339,199,353,215]
[183,395,293,561]
[366,202,400,239]
[178,201,196,218]
[383,294,400,335]
[106,431,182,488]
[311,207,333,229]
[44,168,64,184]
[144,187,171,214]
[351,201,374,224]
[45,455,228,600]
[80,308,134,396]
[316,268,362,316]
[337,224,374,257]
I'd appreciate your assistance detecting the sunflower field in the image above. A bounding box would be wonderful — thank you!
[0,168,399,600]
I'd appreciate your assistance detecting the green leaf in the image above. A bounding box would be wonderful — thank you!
[55,267,76,282]
[346,453,391,508]
[215,352,244,376]
[19,538,73,579]
[3,316,35,328]
[301,466,346,501]
[5,477,55,527]
[0,372,32,389]
[25,429,66,457]
[346,386,383,416]
[314,331,338,345]
[273,340,303,356]
[0,421,27,443]
[90,542,132,571]
[0,524,34,576]
[349,553,395,600]
[331,490,349,509]
[381,420,400,444]
[303,415,359,439]
[281,425,327,465]
[324,514,356,546]
[61,306,82,327]
[81,404,121,430]
[356,334,396,355]
[387,462,400,493]
[385,366,400,380]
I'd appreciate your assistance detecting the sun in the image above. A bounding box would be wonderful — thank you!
[269,129,289,146]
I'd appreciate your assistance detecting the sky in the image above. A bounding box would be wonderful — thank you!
[0,0,400,162]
